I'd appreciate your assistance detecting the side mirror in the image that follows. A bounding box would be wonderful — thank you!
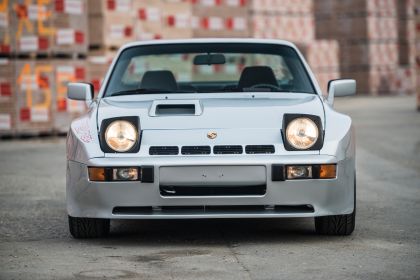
[327,79,356,106]
[68,82,94,102]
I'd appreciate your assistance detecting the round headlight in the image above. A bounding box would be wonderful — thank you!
[105,120,137,152]
[285,117,319,150]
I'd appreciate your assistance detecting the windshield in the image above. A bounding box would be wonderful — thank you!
[104,43,315,97]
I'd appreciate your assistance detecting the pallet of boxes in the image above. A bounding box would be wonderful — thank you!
[0,0,89,137]
[416,0,420,111]
[250,0,340,95]
[87,0,135,95]
[314,0,416,96]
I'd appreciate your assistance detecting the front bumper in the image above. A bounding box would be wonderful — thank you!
[66,155,355,219]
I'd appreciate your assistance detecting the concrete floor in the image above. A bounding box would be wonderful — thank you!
[0,96,419,280]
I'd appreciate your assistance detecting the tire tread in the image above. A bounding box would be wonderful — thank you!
[68,216,110,238]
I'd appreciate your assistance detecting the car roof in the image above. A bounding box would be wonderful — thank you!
[120,38,298,51]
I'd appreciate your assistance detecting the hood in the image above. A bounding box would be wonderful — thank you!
[97,92,325,131]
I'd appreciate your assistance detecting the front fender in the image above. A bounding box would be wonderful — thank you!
[66,105,104,164]
[320,103,355,161]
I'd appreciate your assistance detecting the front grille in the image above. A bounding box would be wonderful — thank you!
[160,184,266,196]
[213,145,243,154]
[149,146,179,155]
[245,145,275,154]
[181,146,211,155]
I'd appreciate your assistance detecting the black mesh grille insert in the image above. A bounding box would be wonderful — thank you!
[245,145,275,154]
[160,185,266,196]
[213,145,243,154]
[181,146,211,155]
[149,146,179,155]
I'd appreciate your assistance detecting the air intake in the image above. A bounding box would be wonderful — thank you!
[181,146,211,155]
[213,145,243,154]
[149,146,179,155]
[245,145,275,154]
[155,104,196,115]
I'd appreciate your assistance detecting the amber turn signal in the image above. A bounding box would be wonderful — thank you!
[88,167,106,181]
[319,164,337,179]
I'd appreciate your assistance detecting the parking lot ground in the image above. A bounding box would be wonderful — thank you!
[0,96,419,280]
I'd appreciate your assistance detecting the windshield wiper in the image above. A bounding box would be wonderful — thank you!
[110,88,196,96]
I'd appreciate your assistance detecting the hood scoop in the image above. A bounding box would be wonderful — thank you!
[150,100,202,116]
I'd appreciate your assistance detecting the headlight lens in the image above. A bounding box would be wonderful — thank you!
[285,117,319,149]
[105,120,137,152]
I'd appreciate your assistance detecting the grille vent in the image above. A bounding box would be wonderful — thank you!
[245,145,275,154]
[181,146,211,155]
[213,145,243,154]
[149,146,179,155]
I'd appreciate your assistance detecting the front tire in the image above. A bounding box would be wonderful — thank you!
[68,216,110,238]
[315,174,356,235]
[314,211,355,235]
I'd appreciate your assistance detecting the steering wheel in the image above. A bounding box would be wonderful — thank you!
[248,83,282,91]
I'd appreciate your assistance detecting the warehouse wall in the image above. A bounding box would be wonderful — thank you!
[0,0,419,136]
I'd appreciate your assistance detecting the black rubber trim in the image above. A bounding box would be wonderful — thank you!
[149,146,179,155]
[141,166,154,183]
[245,145,275,154]
[99,116,141,153]
[213,145,243,154]
[181,146,211,155]
[282,114,323,151]
[271,164,285,181]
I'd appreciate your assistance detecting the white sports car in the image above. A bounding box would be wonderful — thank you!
[66,39,356,238]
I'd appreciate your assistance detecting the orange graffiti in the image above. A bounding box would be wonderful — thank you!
[17,63,52,109]
[14,0,55,38]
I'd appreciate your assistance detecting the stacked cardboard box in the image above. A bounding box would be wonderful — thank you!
[88,0,134,49]
[298,40,341,95]
[10,0,54,55]
[314,0,416,95]
[0,0,90,136]
[193,0,249,38]
[0,59,16,136]
[0,0,11,55]
[416,0,420,110]
[53,59,88,133]
[251,0,313,43]
[51,0,88,55]
[14,60,54,134]
[87,49,116,95]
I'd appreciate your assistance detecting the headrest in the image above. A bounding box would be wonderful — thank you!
[238,66,278,90]
[140,70,178,91]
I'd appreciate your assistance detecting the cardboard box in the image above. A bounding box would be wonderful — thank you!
[0,1,11,55]
[14,59,54,134]
[342,66,416,95]
[10,0,54,55]
[88,0,133,16]
[87,49,116,94]
[88,14,134,48]
[51,0,88,55]
[0,59,16,135]
[53,59,88,133]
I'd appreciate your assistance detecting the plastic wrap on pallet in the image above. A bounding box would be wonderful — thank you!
[14,60,54,135]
